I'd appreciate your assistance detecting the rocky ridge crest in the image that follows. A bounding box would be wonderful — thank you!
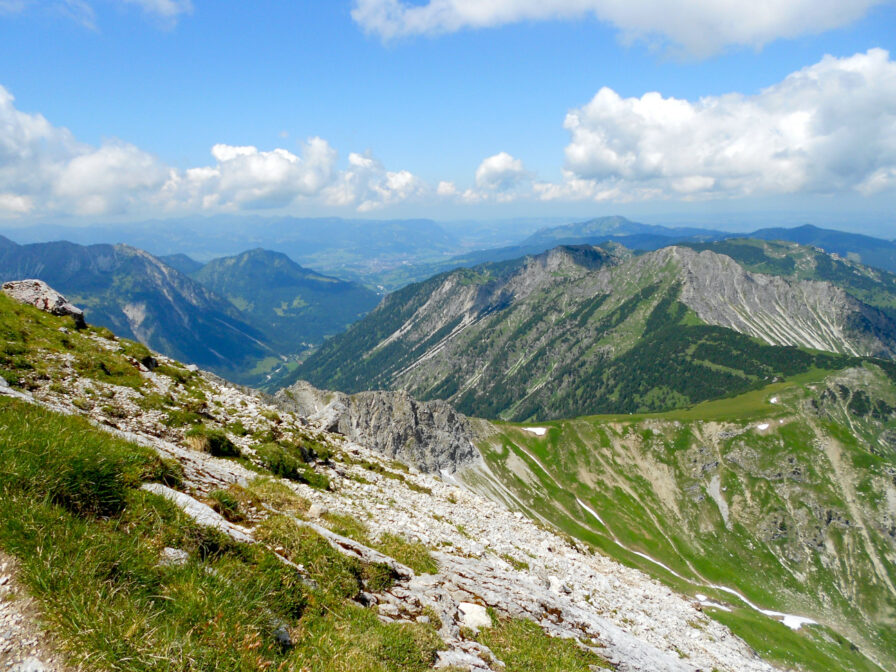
[273,380,485,474]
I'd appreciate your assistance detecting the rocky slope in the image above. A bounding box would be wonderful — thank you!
[294,243,896,420]
[0,282,789,672]
[273,380,483,474]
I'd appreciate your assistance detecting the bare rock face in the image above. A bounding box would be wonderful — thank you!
[2,280,86,329]
[274,381,483,474]
[671,247,896,358]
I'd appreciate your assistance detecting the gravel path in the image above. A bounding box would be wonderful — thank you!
[0,553,69,672]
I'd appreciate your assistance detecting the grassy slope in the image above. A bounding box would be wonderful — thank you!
[0,296,612,672]
[469,368,896,672]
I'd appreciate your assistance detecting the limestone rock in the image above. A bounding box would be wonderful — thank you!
[457,602,492,631]
[11,658,47,672]
[160,547,190,566]
[141,483,254,544]
[2,279,86,329]
[274,381,483,474]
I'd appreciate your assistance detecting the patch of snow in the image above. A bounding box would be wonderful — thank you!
[576,497,607,526]
[769,396,778,404]
[782,615,818,630]
[695,594,732,612]
[708,584,817,630]
[756,423,770,431]
[523,427,547,436]
[630,551,688,581]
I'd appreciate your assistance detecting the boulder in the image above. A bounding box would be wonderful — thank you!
[457,602,492,631]
[2,279,86,329]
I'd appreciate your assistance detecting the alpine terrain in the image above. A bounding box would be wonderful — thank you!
[294,240,896,421]
[0,280,806,672]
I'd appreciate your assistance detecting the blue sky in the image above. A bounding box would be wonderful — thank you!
[1,0,895,231]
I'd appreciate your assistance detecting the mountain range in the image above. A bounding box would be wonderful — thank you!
[293,239,896,421]
[0,236,379,387]
[7,217,896,293]
[356,218,896,291]
[3,224,896,672]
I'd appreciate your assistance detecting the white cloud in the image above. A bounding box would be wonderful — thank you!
[54,142,169,214]
[436,180,458,196]
[325,152,428,212]
[0,84,428,216]
[1,49,893,219]
[0,193,33,215]
[475,152,529,192]
[351,0,884,56]
[548,48,896,202]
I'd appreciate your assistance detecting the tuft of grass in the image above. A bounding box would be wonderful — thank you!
[154,363,193,385]
[185,425,241,458]
[375,533,438,575]
[323,511,371,541]
[162,408,204,427]
[226,420,248,436]
[255,442,330,490]
[246,478,311,516]
[478,613,614,671]
[134,392,173,412]
[207,488,243,522]
[500,553,530,571]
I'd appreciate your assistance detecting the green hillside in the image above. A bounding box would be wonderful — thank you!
[192,248,380,384]
[465,365,896,672]
[0,238,273,382]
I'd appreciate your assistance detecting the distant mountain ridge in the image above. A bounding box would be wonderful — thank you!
[0,238,380,387]
[364,216,731,290]
[191,248,380,355]
[1,216,465,286]
[0,237,272,378]
[293,241,896,420]
[741,223,896,273]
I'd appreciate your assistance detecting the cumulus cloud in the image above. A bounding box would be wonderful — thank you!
[546,48,896,202]
[0,85,168,215]
[351,0,884,56]
[0,84,428,217]
[325,152,428,212]
[475,152,529,191]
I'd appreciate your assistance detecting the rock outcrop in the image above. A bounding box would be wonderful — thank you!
[273,380,483,474]
[672,246,896,358]
[2,279,85,329]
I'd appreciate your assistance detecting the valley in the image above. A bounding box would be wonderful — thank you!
[463,367,896,671]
